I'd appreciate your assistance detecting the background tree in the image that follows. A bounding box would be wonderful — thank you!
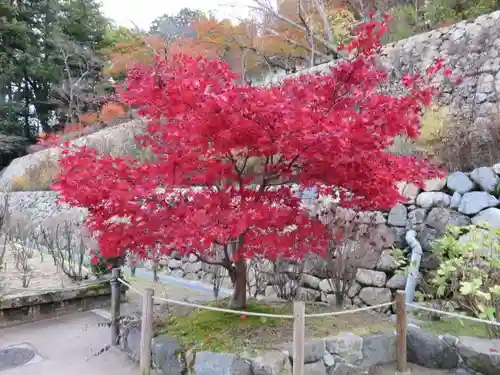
[0,0,110,140]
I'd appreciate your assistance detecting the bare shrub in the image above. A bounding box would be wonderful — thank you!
[0,196,10,294]
[271,258,304,301]
[126,250,141,277]
[247,257,271,298]
[11,236,34,288]
[430,110,500,172]
[39,221,88,282]
[318,205,395,308]
[212,265,227,300]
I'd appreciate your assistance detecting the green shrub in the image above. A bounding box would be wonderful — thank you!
[429,225,500,337]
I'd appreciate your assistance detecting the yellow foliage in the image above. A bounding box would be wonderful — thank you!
[418,105,449,148]
[11,157,60,192]
[327,8,356,44]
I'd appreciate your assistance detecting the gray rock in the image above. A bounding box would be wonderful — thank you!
[397,182,420,201]
[423,177,447,191]
[297,288,321,302]
[385,274,406,289]
[170,269,184,278]
[456,336,500,375]
[303,361,327,375]
[358,287,392,306]
[184,261,202,274]
[168,259,183,269]
[324,333,363,365]
[190,352,252,375]
[472,208,500,228]
[301,274,321,290]
[323,352,336,368]
[355,269,386,287]
[327,363,368,375]
[319,279,335,293]
[459,192,499,215]
[426,207,471,232]
[251,350,292,375]
[450,192,462,209]
[493,163,500,175]
[392,227,406,248]
[387,204,407,227]
[407,208,426,228]
[417,226,439,251]
[416,192,451,208]
[347,282,361,299]
[152,335,185,375]
[452,369,474,375]
[447,172,475,194]
[470,167,499,192]
[376,250,398,272]
[406,326,459,369]
[361,333,396,367]
[288,339,325,364]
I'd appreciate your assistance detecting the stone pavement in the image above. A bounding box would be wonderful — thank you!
[0,312,137,375]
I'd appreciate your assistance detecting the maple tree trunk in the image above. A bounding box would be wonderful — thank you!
[228,257,247,310]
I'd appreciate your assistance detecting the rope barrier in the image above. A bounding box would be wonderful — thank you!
[304,301,394,317]
[152,294,295,318]
[406,302,500,327]
[117,277,497,325]
[117,277,146,296]
[116,277,394,319]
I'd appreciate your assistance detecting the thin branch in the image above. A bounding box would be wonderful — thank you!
[249,0,343,59]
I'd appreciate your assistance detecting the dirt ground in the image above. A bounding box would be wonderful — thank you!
[0,242,89,296]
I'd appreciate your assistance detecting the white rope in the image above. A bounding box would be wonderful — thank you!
[117,277,145,296]
[152,294,295,319]
[304,302,394,317]
[406,302,500,327]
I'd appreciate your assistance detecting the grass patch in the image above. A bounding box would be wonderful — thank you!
[156,299,393,354]
[422,318,492,339]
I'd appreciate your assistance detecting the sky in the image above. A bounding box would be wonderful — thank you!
[100,0,255,30]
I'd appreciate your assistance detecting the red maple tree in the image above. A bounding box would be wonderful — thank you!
[54,17,446,309]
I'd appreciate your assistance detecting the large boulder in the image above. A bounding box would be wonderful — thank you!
[355,269,386,287]
[472,208,500,228]
[447,172,474,194]
[387,204,407,227]
[456,336,500,375]
[425,207,471,232]
[416,192,451,209]
[190,352,252,375]
[0,120,146,192]
[152,335,185,375]
[325,333,363,365]
[459,192,499,215]
[251,350,292,375]
[287,339,325,364]
[470,167,499,192]
[406,326,459,369]
[358,287,391,306]
[361,332,396,367]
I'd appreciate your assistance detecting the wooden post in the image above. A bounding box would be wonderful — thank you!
[110,268,121,346]
[139,288,154,375]
[292,301,305,375]
[395,290,408,373]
